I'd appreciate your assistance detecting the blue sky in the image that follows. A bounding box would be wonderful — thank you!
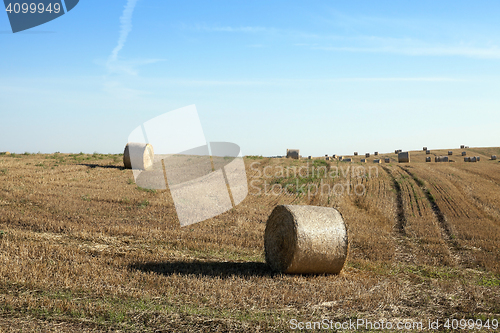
[1,0,499,156]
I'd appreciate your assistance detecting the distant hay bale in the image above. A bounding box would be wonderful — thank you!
[462,152,467,156]
[325,154,328,157]
[374,152,379,156]
[465,146,469,149]
[0,151,10,155]
[423,147,427,151]
[460,145,465,149]
[476,156,481,162]
[448,151,453,155]
[395,150,398,154]
[338,156,343,161]
[470,157,477,162]
[343,158,352,162]
[264,205,349,274]
[286,149,300,160]
[123,143,154,170]
[464,157,470,162]
[365,153,370,157]
[435,156,449,162]
[492,155,497,160]
[398,151,410,163]
[426,157,431,162]
[332,154,337,159]
[326,157,331,161]
[426,150,431,154]
[384,158,390,163]
[373,159,381,164]
[308,156,312,159]
[354,152,358,156]
[360,158,367,163]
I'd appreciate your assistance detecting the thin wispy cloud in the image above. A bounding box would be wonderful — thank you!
[312,45,500,59]
[107,0,140,71]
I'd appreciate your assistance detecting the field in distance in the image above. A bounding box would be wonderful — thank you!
[0,148,499,332]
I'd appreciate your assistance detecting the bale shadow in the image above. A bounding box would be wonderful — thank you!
[78,163,125,170]
[129,260,276,278]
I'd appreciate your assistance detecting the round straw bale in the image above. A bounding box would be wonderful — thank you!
[373,159,381,163]
[343,158,352,162]
[308,156,312,159]
[354,152,358,156]
[264,205,348,274]
[398,151,410,163]
[462,152,466,156]
[365,153,370,157]
[423,147,427,151]
[286,149,300,159]
[360,158,367,163]
[426,157,431,162]
[426,150,431,154]
[384,158,390,163]
[123,143,154,170]
[374,152,379,156]
[448,151,453,155]
[492,155,497,160]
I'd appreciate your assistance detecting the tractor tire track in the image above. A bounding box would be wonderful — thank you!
[400,167,462,265]
[381,166,414,264]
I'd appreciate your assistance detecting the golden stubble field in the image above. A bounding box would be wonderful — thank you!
[0,148,499,332]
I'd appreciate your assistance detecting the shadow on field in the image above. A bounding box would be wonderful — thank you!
[78,163,125,170]
[129,261,276,278]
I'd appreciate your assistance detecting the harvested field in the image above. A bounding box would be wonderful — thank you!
[0,150,499,331]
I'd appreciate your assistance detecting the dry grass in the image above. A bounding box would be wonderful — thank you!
[0,151,499,331]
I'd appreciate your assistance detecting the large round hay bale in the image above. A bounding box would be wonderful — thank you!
[492,155,497,160]
[264,205,348,274]
[123,143,154,170]
[384,158,390,163]
[448,151,453,155]
[354,152,358,156]
[426,157,431,162]
[426,150,431,154]
[462,152,467,156]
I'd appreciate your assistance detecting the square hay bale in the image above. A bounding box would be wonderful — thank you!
[286,149,300,160]
[384,158,390,163]
[338,156,343,161]
[360,158,367,163]
[373,159,381,164]
[462,152,466,156]
[343,158,352,162]
[426,150,431,154]
[448,151,453,155]
[308,156,312,159]
[460,145,465,149]
[426,157,431,162]
[470,157,477,162]
[374,152,379,156]
[464,157,470,162]
[398,151,410,163]
[365,153,370,157]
